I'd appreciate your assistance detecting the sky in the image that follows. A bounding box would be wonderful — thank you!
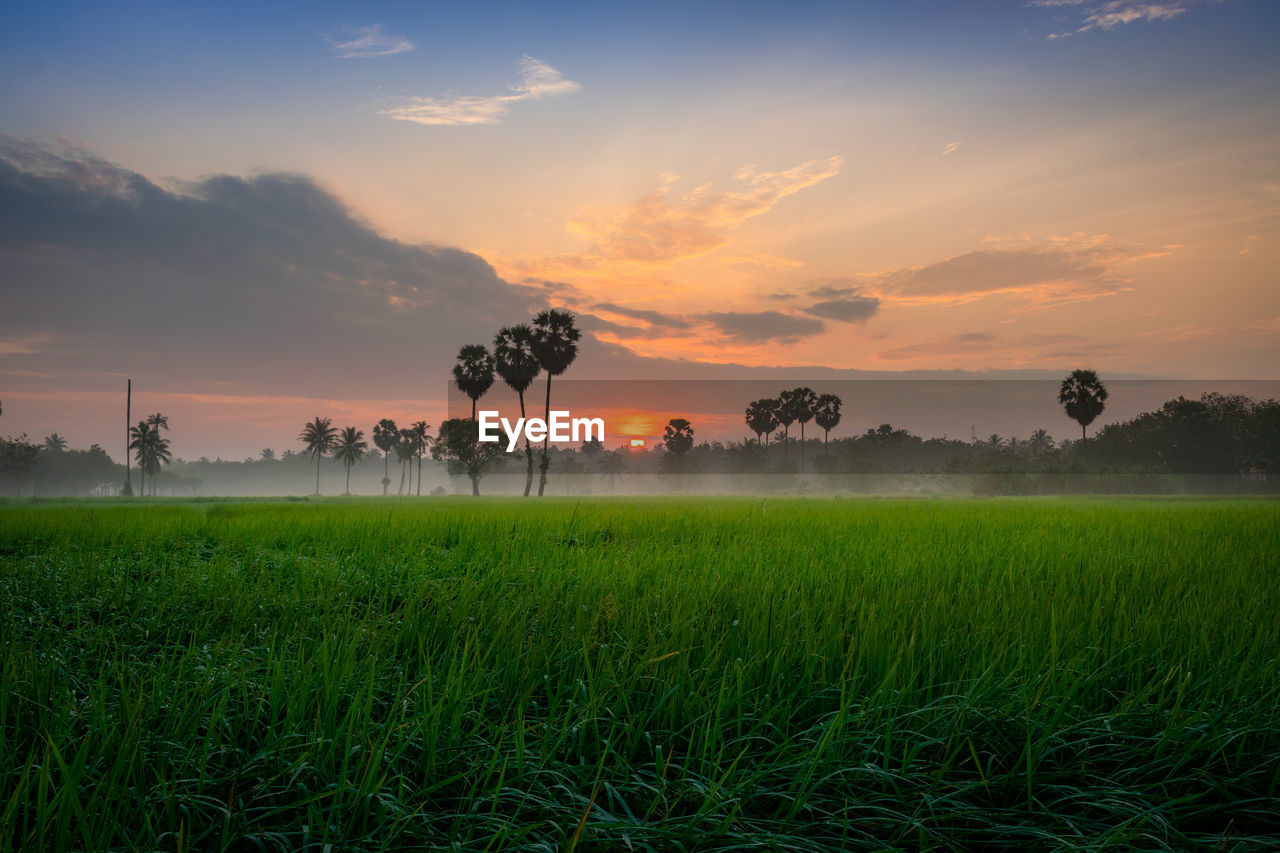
[2,0,1278,459]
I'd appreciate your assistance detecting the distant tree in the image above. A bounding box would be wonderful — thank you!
[1,434,40,495]
[395,431,415,494]
[745,399,780,445]
[453,344,496,420]
[814,393,842,446]
[597,449,627,491]
[1028,429,1055,455]
[775,391,798,456]
[580,437,605,457]
[407,421,432,495]
[985,434,1005,450]
[43,433,68,453]
[531,309,581,496]
[663,418,695,457]
[334,426,368,495]
[787,387,819,471]
[128,419,172,496]
[432,418,501,496]
[494,324,541,497]
[299,416,339,495]
[1059,369,1108,440]
[260,448,275,461]
[372,418,399,494]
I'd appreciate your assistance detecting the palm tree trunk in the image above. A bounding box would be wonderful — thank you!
[538,375,552,496]
[345,462,351,495]
[519,390,533,497]
[1082,423,1087,440]
[800,423,805,472]
[315,454,321,495]
[416,453,422,496]
[383,454,389,495]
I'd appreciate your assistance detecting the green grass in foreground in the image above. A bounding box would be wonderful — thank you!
[1,497,1278,851]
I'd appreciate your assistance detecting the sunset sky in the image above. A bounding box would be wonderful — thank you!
[2,0,1278,459]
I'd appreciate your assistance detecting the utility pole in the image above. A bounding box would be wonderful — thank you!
[125,379,132,496]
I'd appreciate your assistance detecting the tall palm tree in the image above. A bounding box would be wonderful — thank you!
[43,433,68,452]
[395,430,415,495]
[598,449,627,492]
[406,421,432,495]
[663,418,695,457]
[453,344,495,420]
[814,394,842,446]
[745,399,780,446]
[299,416,339,495]
[494,324,541,497]
[372,419,399,495]
[530,309,581,496]
[775,391,797,456]
[129,419,172,496]
[786,387,819,472]
[1058,369,1108,440]
[334,426,368,495]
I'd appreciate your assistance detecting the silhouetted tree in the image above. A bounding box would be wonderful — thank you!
[453,344,495,420]
[814,393,842,446]
[775,391,797,456]
[129,419,172,496]
[1028,429,1055,455]
[432,418,501,496]
[494,324,541,497]
[395,431,415,495]
[334,426,368,495]
[531,309,581,496]
[1059,369,1108,439]
[43,433,67,453]
[407,421,432,495]
[745,399,780,445]
[260,448,275,461]
[2,434,40,495]
[663,418,695,456]
[372,419,398,495]
[598,449,627,491]
[299,416,339,495]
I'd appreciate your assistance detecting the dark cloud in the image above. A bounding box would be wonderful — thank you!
[877,248,1123,301]
[803,296,880,323]
[0,136,551,397]
[701,311,825,343]
[593,302,692,329]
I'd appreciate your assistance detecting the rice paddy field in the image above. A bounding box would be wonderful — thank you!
[1,497,1278,851]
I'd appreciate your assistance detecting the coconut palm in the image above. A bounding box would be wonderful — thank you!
[1028,429,1055,455]
[598,449,627,491]
[745,399,780,446]
[775,391,798,456]
[494,324,541,496]
[334,426,368,495]
[786,387,819,472]
[372,418,399,495]
[814,393,842,447]
[453,344,495,420]
[43,433,68,453]
[402,421,432,495]
[985,434,1005,450]
[1058,369,1108,439]
[530,309,581,496]
[299,416,339,495]
[129,419,172,496]
[395,430,415,495]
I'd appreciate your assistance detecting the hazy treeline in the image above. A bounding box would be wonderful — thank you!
[4,391,1277,497]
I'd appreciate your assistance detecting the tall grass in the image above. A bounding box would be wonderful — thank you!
[2,497,1278,850]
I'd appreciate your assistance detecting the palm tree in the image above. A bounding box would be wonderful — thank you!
[775,392,797,456]
[745,399,780,446]
[530,309,581,496]
[43,433,68,453]
[787,387,819,472]
[663,418,695,457]
[598,449,627,492]
[985,434,1005,450]
[372,419,399,494]
[494,324,542,497]
[395,430,415,495]
[1058,369,1108,440]
[299,416,339,495]
[1028,429,1055,455]
[407,421,432,495]
[334,426,368,495]
[814,393,842,447]
[453,344,495,420]
[146,412,169,433]
[129,420,172,496]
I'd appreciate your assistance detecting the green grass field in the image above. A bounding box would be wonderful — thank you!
[2,497,1278,851]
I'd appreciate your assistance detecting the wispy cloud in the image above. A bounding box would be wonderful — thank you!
[326,24,415,59]
[566,157,843,265]
[380,56,581,126]
[1033,1,1193,40]
[937,141,959,159]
